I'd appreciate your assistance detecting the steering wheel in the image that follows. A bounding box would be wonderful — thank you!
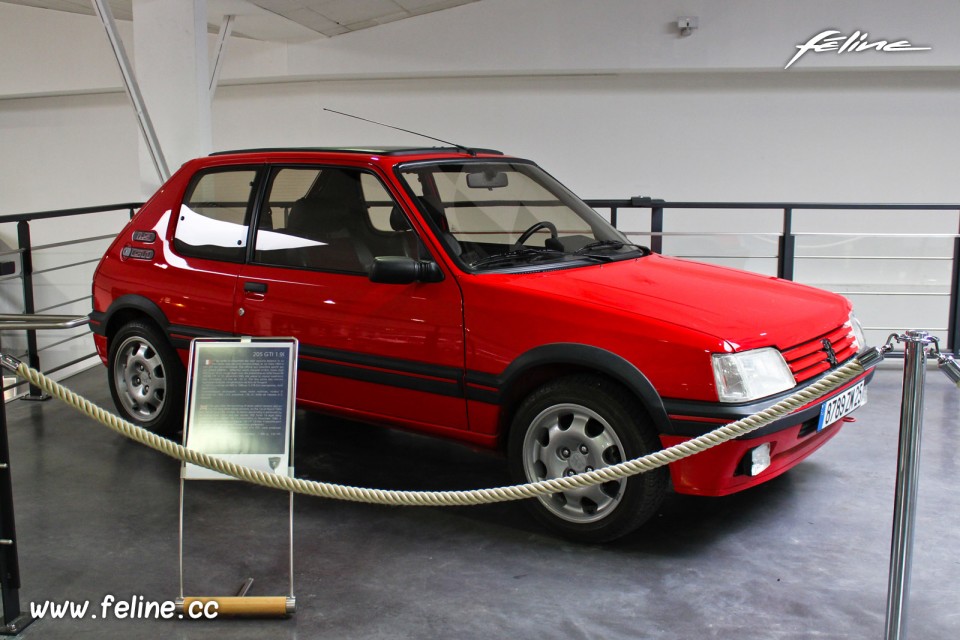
[513,221,559,250]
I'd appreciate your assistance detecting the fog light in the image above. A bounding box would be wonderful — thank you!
[749,443,772,476]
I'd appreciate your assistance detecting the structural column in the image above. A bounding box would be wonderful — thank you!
[132,0,212,195]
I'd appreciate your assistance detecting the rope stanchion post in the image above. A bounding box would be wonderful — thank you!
[884,331,930,640]
[883,332,960,640]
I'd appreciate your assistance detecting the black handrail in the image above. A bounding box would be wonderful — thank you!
[0,202,142,224]
[0,203,140,398]
[3,197,960,383]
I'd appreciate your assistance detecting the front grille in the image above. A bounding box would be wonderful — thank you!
[781,323,858,384]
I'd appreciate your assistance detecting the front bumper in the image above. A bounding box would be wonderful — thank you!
[659,367,874,496]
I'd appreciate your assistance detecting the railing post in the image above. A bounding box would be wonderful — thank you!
[0,393,32,634]
[650,205,663,255]
[15,223,44,399]
[946,212,960,355]
[610,207,618,228]
[778,207,795,281]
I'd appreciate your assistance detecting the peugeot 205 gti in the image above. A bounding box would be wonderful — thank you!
[91,146,872,542]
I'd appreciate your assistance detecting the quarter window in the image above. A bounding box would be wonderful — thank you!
[175,168,257,262]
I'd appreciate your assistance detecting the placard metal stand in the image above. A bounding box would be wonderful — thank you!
[175,337,297,618]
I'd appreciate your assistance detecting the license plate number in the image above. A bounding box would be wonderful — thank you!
[818,381,867,431]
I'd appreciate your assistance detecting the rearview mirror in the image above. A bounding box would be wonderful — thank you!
[466,170,508,189]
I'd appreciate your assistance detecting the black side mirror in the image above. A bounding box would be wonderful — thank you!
[369,257,443,284]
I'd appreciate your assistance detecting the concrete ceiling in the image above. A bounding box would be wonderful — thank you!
[0,0,481,41]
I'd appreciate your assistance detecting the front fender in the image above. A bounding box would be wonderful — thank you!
[467,343,672,435]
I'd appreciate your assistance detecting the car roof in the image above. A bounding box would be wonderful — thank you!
[209,146,504,157]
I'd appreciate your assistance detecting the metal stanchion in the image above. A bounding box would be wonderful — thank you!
[883,331,960,640]
[884,331,932,640]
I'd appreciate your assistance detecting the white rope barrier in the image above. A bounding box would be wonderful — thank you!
[13,358,866,507]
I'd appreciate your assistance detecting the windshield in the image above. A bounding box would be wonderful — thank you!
[397,161,647,272]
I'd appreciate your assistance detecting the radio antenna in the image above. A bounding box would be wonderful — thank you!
[323,108,477,156]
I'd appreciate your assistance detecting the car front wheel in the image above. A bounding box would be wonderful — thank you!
[508,375,668,543]
[108,320,184,436]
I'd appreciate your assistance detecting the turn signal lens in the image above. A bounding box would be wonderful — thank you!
[849,312,867,350]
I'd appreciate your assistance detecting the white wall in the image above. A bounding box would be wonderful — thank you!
[0,0,958,375]
[6,0,957,101]
[3,0,956,206]
[281,0,960,76]
[0,92,138,215]
[211,70,960,201]
[0,90,136,381]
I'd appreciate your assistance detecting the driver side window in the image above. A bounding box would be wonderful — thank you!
[253,166,420,274]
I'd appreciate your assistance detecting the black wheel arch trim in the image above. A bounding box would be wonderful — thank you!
[88,310,106,334]
[94,295,170,338]
[466,343,672,434]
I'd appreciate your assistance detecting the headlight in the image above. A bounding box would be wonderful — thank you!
[712,348,796,403]
[849,311,867,350]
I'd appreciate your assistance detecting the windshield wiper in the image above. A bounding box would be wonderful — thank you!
[574,240,649,256]
[470,242,630,270]
[470,247,567,269]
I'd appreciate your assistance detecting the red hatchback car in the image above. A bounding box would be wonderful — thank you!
[91,147,872,541]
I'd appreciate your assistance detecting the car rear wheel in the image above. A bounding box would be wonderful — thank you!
[508,375,668,543]
[108,320,184,436]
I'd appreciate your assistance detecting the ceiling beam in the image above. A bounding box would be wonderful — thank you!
[90,0,169,182]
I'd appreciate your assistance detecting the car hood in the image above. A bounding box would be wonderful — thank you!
[499,254,851,351]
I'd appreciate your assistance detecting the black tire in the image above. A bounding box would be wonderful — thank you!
[107,320,185,436]
[507,375,668,543]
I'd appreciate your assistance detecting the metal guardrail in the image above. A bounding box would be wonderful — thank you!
[584,198,960,354]
[0,203,140,399]
[2,198,959,389]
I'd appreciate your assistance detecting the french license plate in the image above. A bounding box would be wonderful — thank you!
[818,381,867,431]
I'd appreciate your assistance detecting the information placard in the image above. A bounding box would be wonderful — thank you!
[182,338,297,480]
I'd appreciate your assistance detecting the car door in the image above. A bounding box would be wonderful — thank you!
[233,164,468,432]
[166,165,262,347]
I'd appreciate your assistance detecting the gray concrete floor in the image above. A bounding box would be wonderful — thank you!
[3,363,959,639]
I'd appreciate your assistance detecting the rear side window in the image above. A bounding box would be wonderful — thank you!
[175,168,258,262]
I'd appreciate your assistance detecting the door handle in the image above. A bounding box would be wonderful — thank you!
[243,281,268,294]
